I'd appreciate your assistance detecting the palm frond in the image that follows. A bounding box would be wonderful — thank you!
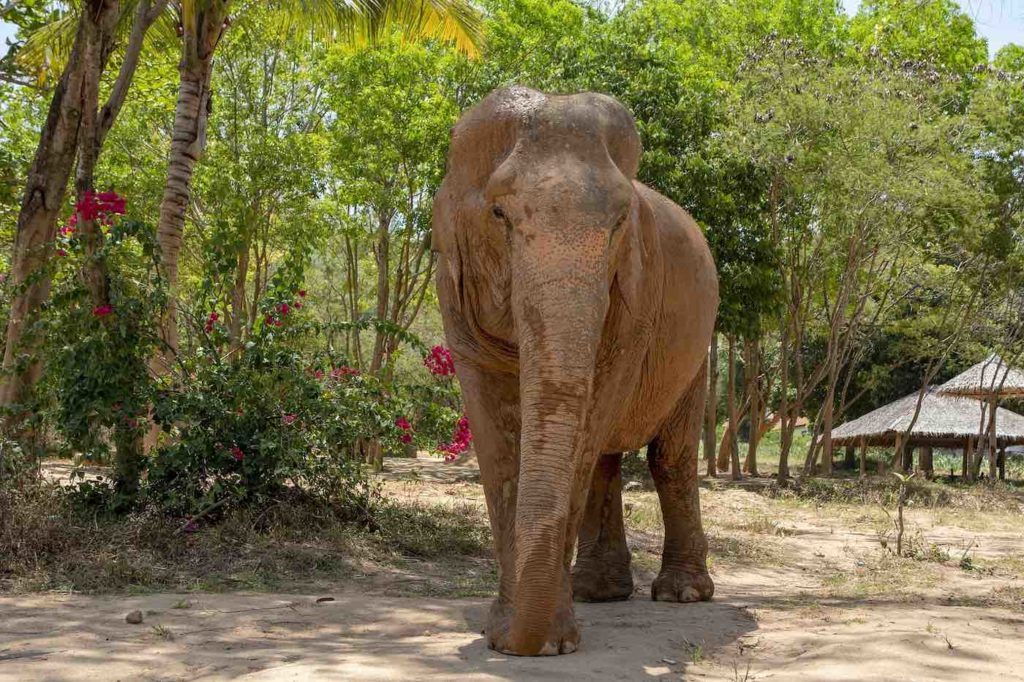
[14,0,179,84]
[269,0,483,57]
[14,8,79,84]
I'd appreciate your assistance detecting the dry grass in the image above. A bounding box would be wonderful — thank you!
[0,480,491,596]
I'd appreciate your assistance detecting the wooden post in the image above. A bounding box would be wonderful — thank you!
[988,395,998,481]
[966,436,976,482]
[892,433,904,472]
[844,445,855,470]
[859,439,867,479]
[998,445,1006,481]
[919,445,934,480]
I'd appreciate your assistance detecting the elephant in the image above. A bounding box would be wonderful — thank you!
[432,86,719,657]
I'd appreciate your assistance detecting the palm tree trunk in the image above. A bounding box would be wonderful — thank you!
[155,53,216,362]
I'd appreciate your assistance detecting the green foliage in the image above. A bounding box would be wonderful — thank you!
[44,219,165,461]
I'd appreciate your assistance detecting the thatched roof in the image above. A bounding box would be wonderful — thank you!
[938,355,1024,398]
[831,388,1024,447]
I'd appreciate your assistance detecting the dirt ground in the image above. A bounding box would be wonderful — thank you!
[4,456,1024,681]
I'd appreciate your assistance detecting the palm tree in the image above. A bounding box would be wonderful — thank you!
[153,0,483,363]
[2,0,481,420]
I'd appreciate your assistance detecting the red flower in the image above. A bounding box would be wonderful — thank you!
[298,289,306,297]
[57,249,68,257]
[395,416,411,430]
[231,446,245,462]
[330,366,359,380]
[400,433,413,444]
[278,303,290,316]
[313,369,324,379]
[424,345,456,377]
[440,414,472,462]
[294,301,303,309]
[282,414,297,426]
[92,305,114,317]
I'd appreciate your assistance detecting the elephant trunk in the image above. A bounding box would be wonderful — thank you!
[507,247,609,655]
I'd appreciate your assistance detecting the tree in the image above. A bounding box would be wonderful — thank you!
[153,0,483,370]
[0,1,139,428]
[320,37,462,374]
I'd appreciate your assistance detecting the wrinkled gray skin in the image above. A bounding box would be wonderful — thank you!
[432,86,719,657]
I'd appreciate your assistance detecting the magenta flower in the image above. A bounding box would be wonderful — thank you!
[282,414,297,426]
[400,433,413,444]
[231,446,245,462]
[395,416,411,430]
[92,305,114,317]
[424,345,456,377]
[330,366,359,380]
[440,415,472,462]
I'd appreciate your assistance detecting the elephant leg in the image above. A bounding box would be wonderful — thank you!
[647,365,714,603]
[455,365,523,647]
[572,453,633,602]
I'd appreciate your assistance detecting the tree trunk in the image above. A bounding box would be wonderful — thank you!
[0,1,121,422]
[726,336,741,481]
[743,339,760,477]
[859,439,867,479]
[777,316,792,481]
[703,334,718,477]
[369,213,392,374]
[156,54,215,359]
[843,445,855,471]
[229,233,250,347]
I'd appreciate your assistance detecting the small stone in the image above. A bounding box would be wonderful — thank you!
[661,658,678,665]
[125,610,144,624]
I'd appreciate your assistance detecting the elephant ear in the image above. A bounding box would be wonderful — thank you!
[432,181,464,313]
[614,192,646,317]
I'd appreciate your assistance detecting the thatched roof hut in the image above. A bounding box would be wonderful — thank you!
[938,355,1024,399]
[831,388,1024,448]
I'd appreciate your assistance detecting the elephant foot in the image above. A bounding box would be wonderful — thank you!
[486,598,581,656]
[651,566,714,603]
[572,556,634,602]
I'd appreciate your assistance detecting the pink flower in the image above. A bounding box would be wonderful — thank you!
[231,446,245,462]
[182,519,199,533]
[424,345,456,377]
[92,305,114,317]
[330,366,359,380]
[313,369,324,379]
[209,312,219,322]
[395,416,411,430]
[278,303,290,316]
[57,249,68,257]
[400,433,413,444]
[439,415,472,462]
[282,414,297,426]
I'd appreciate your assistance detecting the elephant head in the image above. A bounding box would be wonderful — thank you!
[433,86,645,655]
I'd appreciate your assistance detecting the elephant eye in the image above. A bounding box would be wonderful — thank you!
[491,205,506,220]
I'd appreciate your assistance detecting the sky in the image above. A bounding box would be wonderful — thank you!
[0,1,1021,58]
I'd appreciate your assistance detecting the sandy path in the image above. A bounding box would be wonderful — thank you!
[8,458,1023,680]
[3,573,1023,681]
[0,590,752,681]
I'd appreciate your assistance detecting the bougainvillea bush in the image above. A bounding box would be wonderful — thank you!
[33,192,469,522]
